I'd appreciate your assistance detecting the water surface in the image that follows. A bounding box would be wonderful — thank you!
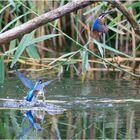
[0,77,140,139]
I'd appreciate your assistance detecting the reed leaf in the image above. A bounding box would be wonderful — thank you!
[0,12,31,33]
[83,2,105,16]
[48,51,79,66]
[81,45,89,83]
[8,21,20,54]
[108,26,125,35]
[9,39,16,55]
[26,45,40,59]
[28,34,61,45]
[108,14,122,26]
[84,2,105,24]
[10,33,61,68]
[0,3,11,14]
[81,49,89,72]
[75,12,79,43]
[53,0,65,28]
[96,42,104,58]
[8,0,16,8]
[0,56,4,84]
[93,39,131,58]
[136,44,140,51]
[4,47,18,56]
[10,30,35,68]
[126,2,140,8]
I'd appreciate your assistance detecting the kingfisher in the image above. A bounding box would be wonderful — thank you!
[24,79,42,102]
[15,69,58,101]
[91,10,112,39]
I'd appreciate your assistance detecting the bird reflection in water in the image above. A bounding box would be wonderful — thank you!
[17,110,44,138]
[25,110,42,131]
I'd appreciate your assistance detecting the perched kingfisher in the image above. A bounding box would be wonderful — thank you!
[91,10,112,39]
[15,69,57,101]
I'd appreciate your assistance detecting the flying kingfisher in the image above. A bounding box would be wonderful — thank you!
[15,69,58,102]
[91,10,112,39]
[24,79,42,102]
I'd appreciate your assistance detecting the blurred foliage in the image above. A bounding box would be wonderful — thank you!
[0,0,140,81]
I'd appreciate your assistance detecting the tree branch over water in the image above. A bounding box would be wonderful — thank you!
[0,0,95,45]
[0,0,139,45]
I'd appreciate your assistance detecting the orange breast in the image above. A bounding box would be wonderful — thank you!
[99,18,105,24]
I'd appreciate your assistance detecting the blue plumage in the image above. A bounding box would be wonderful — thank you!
[15,69,57,101]
[91,10,113,33]
[91,18,107,33]
[16,69,34,89]
[24,89,34,102]
[16,69,57,90]
[26,110,41,130]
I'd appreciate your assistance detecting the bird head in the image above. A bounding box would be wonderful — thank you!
[99,10,113,19]
[91,10,113,33]
[98,10,113,23]
[35,79,42,85]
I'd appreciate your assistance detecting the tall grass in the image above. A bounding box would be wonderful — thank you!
[0,0,140,82]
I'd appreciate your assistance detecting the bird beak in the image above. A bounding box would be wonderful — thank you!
[99,10,114,18]
[105,10,113,15]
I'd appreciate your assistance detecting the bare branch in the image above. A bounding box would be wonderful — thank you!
[0,0,139,45]
[0,0,94,45]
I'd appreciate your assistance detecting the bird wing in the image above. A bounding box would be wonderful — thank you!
[92,18,107,33]
[15,69,34,89]
[97,24,107,33]
[34,78,58,90]
[24,89,34,102]
[91,19,98,31]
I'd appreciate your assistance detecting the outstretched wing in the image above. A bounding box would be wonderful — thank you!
[35,78,58,90]
[15,69,34,89]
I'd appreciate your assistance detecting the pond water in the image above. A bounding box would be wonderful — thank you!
[0,77,140,139]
